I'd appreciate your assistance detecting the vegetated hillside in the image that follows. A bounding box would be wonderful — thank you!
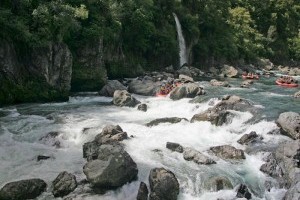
[0,0,299,105]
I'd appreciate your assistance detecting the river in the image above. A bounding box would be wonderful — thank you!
[0,74,299,200]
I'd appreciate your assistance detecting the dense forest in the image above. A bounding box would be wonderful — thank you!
[0,0,300,104]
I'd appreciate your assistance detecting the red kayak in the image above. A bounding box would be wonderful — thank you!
[275,80,298,87]
[242,75,259,79]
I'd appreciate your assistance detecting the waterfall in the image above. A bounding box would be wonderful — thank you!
[173,13,188,67]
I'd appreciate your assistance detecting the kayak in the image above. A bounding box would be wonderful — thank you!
[242,75,259,79]
[275,80,298,87]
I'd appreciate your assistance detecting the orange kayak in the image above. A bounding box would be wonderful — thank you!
[275,80,298,87]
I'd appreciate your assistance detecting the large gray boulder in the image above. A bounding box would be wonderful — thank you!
[149,168,179,200]
[191,110,234,126]
[0,179,47,200]
[83,144,138,188]
[169,83,205,100]
[277,112,300,140]
[99,80,127,97]
[177,66,204,77]
[113,90,140,107]
[183,147,216,165]
[241,80,254,88]
[284,182,300,200]
[83,125,128,160]
[260,140,300,189]
[210,145,245,160]
[146,117,188,127]
[52,171,77,197]
[128,79,161,96]
[221,65,238,78]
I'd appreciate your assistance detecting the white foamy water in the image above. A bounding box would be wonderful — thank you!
[0,95,291,200]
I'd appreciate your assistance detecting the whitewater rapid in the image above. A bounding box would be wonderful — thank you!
[0,78,298,200]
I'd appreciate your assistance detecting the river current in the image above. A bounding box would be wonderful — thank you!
[0,75,299,200]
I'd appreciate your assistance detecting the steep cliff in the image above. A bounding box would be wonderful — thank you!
[0,40,72,105]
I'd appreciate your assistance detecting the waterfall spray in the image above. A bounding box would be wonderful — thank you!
[173,13,188,67]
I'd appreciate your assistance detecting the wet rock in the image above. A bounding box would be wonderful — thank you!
[237,131,259,145]
[284,182,300,200]
[210,145,245,160]
[169,83,205,100]
[138,104,148,112]
[189,96,211,104]
[128,79,161,96]
[113,90,140,107]
[236,184,252,199]
[83,144,138,188]
[37,155,51,161]
[267,129,281,135]
[210,79,230,87]
[179,74,194,82]
[183,147,216,165]
[39,131,61,148]
[0,179,47,200]
[276,112,300,140]
[99,80,127,97]
[260,153,283,178]
[220,65,238,78]
[204,176,233,191]
[288,67,300,76]
[257,58,274,71]
[241,80,254,88]
[191,110,234,126]
[166,142,184,153]
[149,168,179,200]
[52,171,77,197]
[146,117,188,127]
[294,91,300,98]
[137,182,148,200]
[260,140,300,188]
[94,125,128,144]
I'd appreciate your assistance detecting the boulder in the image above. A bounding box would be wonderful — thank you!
[284,182,300,200]
[39,131,61,148]
[99,80,127,97]
[204,176,233,191]
[241,80,254,88]
[210,79,230,87]
[210,145,245,160]
[191,110,234,126]
[221,65,238,78]
[0,179,47,200]
[166,142,184,153]
[113,90,140,107]
[37,155,51,161]
[128,79,161,96]
[260,140,300,188]
[236,184,252,199]
[149,168,179,200]
[276,112,300,140]
[165,65,175,73]
[183,147,216,165]
[179,74,194,82]
[137,182,149,200]
[288,68,300,76]
[83,125,128,160]
[138,104,148,112]
[237,131,259,145]
[146,117,188,127]
[83,144,138,188]
[169,83,205,100]
[257,58,274,71]
[294,91,300,98]
[94,125,128,144]
[52,171,77,197]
